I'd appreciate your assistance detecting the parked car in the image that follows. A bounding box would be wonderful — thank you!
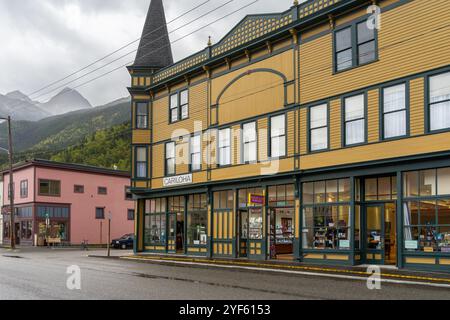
[111,234,134,249]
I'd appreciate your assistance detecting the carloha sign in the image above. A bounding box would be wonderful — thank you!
[163,174,193,187]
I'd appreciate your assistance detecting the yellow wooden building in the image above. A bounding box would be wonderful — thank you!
[128,0,450,271]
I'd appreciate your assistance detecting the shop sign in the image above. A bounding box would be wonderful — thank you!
[339,240,350,249]
[163,174,193,187]
[248,194,264,205]
[404,240,418,250]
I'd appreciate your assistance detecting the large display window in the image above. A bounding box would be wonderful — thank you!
[144,198,166,246]
[302,179,352,250]
[403,167,450,253]
[187,194,207,246]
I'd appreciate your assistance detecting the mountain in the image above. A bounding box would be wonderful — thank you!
[0,87,93,121]
[0,96,131,168]
[38,87,92,116]
[0,92,51,121]
[51,122,131,171]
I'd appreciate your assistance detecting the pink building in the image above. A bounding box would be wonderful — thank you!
[1,159,134,246]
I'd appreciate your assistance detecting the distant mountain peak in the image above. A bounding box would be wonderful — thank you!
[40,87,92,116]
[6,90,32,103]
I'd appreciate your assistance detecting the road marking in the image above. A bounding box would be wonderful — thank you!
[121,256,450,288]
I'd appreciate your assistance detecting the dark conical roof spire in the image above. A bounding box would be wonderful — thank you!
[134,0,173,68]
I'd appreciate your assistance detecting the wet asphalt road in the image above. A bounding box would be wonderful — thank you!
[0,248,449,300]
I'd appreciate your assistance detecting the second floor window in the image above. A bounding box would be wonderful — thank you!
[270,115,286,158]
[218,128,231,166]
[344,94,365,146]
[136,103,148,129]
[135,147,147,178]
[310,104,328,151]
[383,83,407,139]
[243,122,257,163]
[335,21,377,72]
[98,187,108,195]
[190,135,201,172]
[20,180,28,198]
[170,90,189,123]
[96,207,105,220]
[166,142,176,175]
[429,71,450,132]
[39,179,61,197]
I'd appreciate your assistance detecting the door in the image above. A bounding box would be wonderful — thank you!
[15,223,20,245]
[365,204,397,265]
[176,212,185,252]
[167,213,176,252]
[238,210,249,257]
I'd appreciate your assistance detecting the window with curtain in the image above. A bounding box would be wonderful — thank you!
[383,84,407,139]
[334,21,377,72]
[344,94,365,146]
[165,142,176,175]
[190,134,201,171]
[243,122,257,163]
[335,27,352,71]
[219,128,231,166]
[135,147,147,178]
[429,72,450,131]
[169,93,178,123]
[357,21,376,65]
[180,90,189,120]
[135,102,148,129]
[270,115,286,158]
[310,104,328,151]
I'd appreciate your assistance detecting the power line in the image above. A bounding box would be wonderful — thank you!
[29,0,239,104]
[24,0,213,100]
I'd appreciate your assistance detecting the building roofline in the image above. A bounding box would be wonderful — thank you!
[1,159,130,178]
[139,0,365,90]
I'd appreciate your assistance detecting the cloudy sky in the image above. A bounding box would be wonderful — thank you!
[0,0,301,106]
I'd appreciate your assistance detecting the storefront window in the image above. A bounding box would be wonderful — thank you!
[187,194,207,246]
[302,178,351,204]
[355,205,361,249]
[268,184,295,207]
[239,187,264,208]
[144,198,166,246]
[249,208,263,239]
[21,221,32,240]
[302,205,351,250]
[365,176,397,201]
[214,190,234,210]
[403,168,450,253]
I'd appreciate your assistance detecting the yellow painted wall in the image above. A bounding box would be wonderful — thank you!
[212,50,295,125]
[300,131,450,170]
[152,81,208,143]
[299,0,450,104]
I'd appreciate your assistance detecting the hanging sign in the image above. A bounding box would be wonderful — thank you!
[248,194,264,206]
[163,174,193,187]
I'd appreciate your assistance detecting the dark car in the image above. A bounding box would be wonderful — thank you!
[111,234,134,249]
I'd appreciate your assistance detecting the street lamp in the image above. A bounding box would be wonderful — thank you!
[0,116,15,250]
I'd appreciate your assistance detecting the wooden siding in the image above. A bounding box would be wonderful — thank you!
[299,0,450,104]
[300,131,450,171]
[212,50,295,125]
[132,130,150,144]
[152,144,165,178]
[152,81,208,143]
[329,99,341,150]
[409,77,425,136]
[367,90,379,143]
[299,108,308,154]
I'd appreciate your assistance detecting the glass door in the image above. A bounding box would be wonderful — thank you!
[365,203,397,265]
[167,213,176,253]
[238,210,249,257]
[365,204,384,264]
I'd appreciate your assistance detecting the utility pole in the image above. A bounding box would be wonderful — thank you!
[0,116,15,249]
[107,211,112,257]
[8,116,15,250]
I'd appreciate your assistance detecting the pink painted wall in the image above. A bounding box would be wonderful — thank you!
[34,167,135,244]
[3,166,35,205]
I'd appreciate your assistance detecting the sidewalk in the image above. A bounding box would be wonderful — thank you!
[117,254,450,287]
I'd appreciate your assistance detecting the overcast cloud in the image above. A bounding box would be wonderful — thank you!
[0,0,300,106]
